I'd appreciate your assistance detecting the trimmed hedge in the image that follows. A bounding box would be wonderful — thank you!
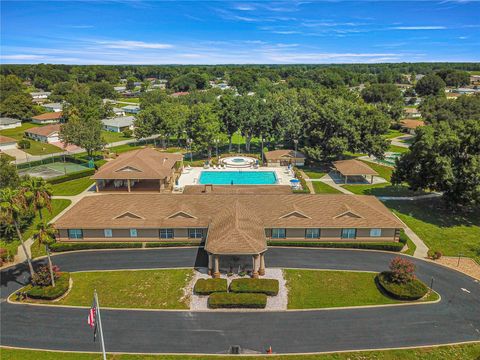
[50,242,142,252]
[25,272,70,300]
[229,278,279,296]
[194,278,228,295]
[377,271,428,300]
[208,292,267,309]
[145,242,201,248]
[267,241,404,252]
[47,168,95,185]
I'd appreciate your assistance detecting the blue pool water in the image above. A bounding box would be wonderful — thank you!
[199,171,277,185]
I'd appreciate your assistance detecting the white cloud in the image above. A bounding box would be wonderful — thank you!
[1,54,45,60]
[391,26,447,30]
[234,4,256,11]
[97,40,173,49]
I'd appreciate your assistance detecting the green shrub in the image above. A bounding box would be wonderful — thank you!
[208,292,267,309]
[50,242,142,252]
[194,278,228,295]
[292,167,310,194]
[427,249,442,260]
[122,129,133,138]
[25,272,70,300]
[229,278,279,296]
[377,272,428,300]
[47,168,95,185]
[18,139,31,149]
[145,242,201,248]
[267,241,404,252]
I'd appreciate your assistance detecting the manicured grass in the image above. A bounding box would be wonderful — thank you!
[284,269,438,309]
[108,143,143,154]
[51,176,94,196]
[0,122,63,155]
[343,183,426,197]
[34,269,193,309]
[401,230,417,256]
[4,344,480,359]
[101,130,133,144]
[383,129,403,139]
[302,169,326,179]
[119,97,140,103]
[385,199,480,263]
[388,144,410,153]
[359,160,393,181]
[312,181,342,194]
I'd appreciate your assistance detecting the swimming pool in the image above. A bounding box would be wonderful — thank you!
[199,171,277,185]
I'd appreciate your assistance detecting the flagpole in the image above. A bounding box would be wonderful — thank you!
[94,290,107,360]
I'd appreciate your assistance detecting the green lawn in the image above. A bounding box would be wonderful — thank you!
[401,230,417,256]
[284,269,437,309]
[101,130,133,144]
[51,177,94,196]
[2,343,479,360]
[386,199,480,263]
[388,144,410,153]
[108,143,144,154]
[312,181,342,194]
[302,169,326,179]
[343,183,426,197]
[21,269,194,309]
[383,129,403,139]
[119,97,140,103]
[0,122,63,155]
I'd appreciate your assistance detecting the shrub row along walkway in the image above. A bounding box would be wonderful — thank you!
[1,248,479,354]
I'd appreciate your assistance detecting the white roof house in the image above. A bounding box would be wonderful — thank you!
[114,86,126,92]
[112,107,126,116]
[43,102,63,112]
[30,91,51,99]
[0,117,22,130]
[101,116,135,133]
[122,105,140,114]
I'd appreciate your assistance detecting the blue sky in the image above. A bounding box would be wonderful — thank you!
[1,1,479,64]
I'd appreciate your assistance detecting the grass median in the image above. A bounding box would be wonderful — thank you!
[284,269,438,309]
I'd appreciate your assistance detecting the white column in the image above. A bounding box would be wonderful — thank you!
[259,253,265,276]
[208,254,213,275]
[252,255,259,278]
[213,255,220,278]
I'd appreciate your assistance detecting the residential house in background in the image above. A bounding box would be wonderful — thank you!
[470,75,480,85]
[30,91,51,99]
[31,111,63,124]
[0,117,21,130]
[0,135,17,151]
[122,105,140,114]
[400,119,425,135]
[404,107,421,118]
[43,102,63,112]
[114,86,127,92]
[25,124,61,143]
[112,107,126,116]
[264,150,306,167]
[101,116,135,133]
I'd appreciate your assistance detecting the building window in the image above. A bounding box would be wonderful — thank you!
[188,228,203,239]
[68,229,83,239]
[130,228,138,237]
[341,228,356,239]
[305,228,320,239]
[370,228,382,237]
[104,229,113,238]
[271,228,286,239]
[159,228,174,239]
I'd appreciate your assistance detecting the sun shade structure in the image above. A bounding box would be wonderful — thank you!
[55,193,404,278]
[333,159,378,184]
[92,147,183,192]
[264,149,306,167]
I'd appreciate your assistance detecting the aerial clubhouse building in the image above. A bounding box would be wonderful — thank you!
[92,147,183,192]
[54,193,405,278]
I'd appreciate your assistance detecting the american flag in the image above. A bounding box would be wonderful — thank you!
[87,298,98,342]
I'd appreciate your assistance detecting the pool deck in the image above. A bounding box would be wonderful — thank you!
[177,166,295,188]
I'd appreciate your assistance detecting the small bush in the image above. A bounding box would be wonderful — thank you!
[145,242,201,248]
[208,292,267,309]
[50,242,142,252]
[229,278,279,296]
[25,272,70,300]
[267,241,404,252]
[389,257,416,284]
[377,272,428,300]
[427,249,442,260]
[18,139,31,149]
[32,265,60,287]
[47,168,95,185]
[122,129,133,137]
[194,278,228,295]
[292,167,310,194]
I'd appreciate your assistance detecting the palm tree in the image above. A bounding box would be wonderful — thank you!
[33,222,57,286]
[0,188,35,280]
[22,177,53,221]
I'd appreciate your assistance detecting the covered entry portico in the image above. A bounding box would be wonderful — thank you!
[207,252,267,278]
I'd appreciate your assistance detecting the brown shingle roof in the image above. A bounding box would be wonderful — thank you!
[54,193,404,255]
[400,119,425,129]
[31,112,63,121]
[182,185,292,195]
[25,124,61,137]
[264,149,306,161]
[92,148,183,180]
[0,135,17,144]
[333,159,378,176]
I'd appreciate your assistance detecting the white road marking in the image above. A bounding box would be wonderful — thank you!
[461,288,471,293]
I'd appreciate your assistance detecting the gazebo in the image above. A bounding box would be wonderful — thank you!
[333,159,378,184]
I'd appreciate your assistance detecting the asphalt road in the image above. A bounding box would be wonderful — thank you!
[1,247,479,354]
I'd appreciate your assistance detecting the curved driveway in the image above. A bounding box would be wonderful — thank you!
[1,248,479,354]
